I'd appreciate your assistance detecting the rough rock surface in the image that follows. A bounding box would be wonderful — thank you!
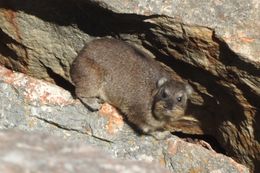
[0,65,249,173]
[101,0,260,63]
[0,130,171,173]
[0,0,259,172]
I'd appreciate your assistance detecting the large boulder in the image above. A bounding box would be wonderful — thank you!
[0,0,259,172]
[0,130,171,173]
[0,65,249,173]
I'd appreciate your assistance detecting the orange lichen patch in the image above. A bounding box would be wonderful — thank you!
[223,32,255,44]
[3,9,21,41]
[21,77,74,106]
[159,156,166,167]
[0,65,74,106]
[239,37,255,43]
[2,9,29,71]
[99,103,124,134]
[167,139,179,156]
[0,66,15,84]
[189,167,203,173]
[39,91,51,103]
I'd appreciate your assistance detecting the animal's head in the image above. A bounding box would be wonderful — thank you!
[152,77,193,121]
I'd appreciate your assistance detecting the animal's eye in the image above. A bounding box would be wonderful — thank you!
[177,96,182,102]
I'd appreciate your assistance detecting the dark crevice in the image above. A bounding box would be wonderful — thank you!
[40,61,75,95]
[0,29,20,61]
[253,159,260,173]
[212,36,260,145]
[212,35,260,77]
[212,35,259,114]
[1,0,258,171]
[0,28,28,70]
[46,68,75,95]
[173,132,226,154]
[253,111,260,143]
[0,0,159,37]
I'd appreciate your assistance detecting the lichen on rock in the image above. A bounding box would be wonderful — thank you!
[0,0,259,172]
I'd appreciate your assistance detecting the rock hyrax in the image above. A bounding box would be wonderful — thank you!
[70,38,193,133]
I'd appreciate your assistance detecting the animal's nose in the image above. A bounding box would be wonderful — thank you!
[166,101,173,109]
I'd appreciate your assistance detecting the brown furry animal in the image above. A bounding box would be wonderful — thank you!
[70,38,192,133]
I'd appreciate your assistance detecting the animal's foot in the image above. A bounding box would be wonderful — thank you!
[79,97,101,111]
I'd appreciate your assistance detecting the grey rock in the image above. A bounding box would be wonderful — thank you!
[0,0,259,172]
[0,65,249,173]
[100,0,260,63]
[0,130,170,173]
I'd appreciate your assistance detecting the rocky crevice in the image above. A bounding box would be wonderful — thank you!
[0,0,259,172]
[0,57,251,173]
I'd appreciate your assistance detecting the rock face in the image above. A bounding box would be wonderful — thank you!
[0,65,249,173]
[0,130,171,173]
[0,0,259,172]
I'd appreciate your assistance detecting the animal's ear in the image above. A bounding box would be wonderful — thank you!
[185,84,193,96]
[157,77,168,88]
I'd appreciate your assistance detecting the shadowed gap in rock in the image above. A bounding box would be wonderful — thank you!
[0,28,28,70]
[43,63,75,95]
[0,0,159,37]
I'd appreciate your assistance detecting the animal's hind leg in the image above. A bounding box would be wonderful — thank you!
[71,57,104,111]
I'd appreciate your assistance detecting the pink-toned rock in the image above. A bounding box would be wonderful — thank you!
[0,130,170,173]
[0,0,258,172]
[99,103,124,134]
[0,65,249,173]
[0,65,74,106]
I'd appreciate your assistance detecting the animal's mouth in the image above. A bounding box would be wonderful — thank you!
[164,107,199,124]
[165,107,185,117]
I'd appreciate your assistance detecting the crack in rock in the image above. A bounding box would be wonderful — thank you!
[32,115,113,143]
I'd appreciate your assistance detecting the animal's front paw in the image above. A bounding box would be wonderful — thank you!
[79,97,101,111]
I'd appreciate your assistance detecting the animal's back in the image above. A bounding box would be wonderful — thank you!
[79,38,169,108]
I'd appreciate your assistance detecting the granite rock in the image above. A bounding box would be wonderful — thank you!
[0,0,259,172]
[0,65,249,173]
[0,130,171,173]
